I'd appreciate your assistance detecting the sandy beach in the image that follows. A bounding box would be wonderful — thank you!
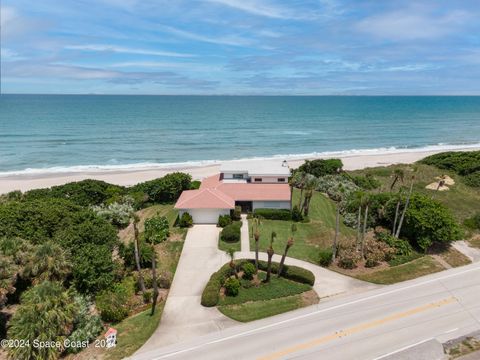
[1,147,479,195]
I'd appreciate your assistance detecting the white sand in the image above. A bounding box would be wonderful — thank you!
[1,147,479,194]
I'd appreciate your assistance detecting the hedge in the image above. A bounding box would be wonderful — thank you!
[253,208,292,221]
[220,221,241,242]
[200,259,315,307]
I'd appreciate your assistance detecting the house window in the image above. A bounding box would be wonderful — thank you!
[278,178,286,182]
[233,174,244,179]
[254,178,262,182]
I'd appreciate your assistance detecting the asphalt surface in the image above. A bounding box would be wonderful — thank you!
[130,261,480,360]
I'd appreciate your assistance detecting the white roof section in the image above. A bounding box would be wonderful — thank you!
[220,160,291,176]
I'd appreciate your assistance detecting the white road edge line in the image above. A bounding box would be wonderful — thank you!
[372,338,434,360]
[148,264,480,360]
[443,328,459,334]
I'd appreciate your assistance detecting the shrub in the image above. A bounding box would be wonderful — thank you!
[318,248,333,267]
[252,259,315,285]
[232,206,242,221]
[217,214,232,228]
[119,240,155,270]
[349,174,381,190]
[365,258,379,268]
[190,180,201,189]
[143,290,152,304]
[463,172,480,187]
[178,212,193,228]
[420,151,480,176]
[316,175,358,202]
[298,159,343,177]
[253,208,292,221]
[224,277,240,296]
[201,263,232,307]
[364,238,395,263]
[376,231,413,256]
[220,222,241,242]
[242,262,255,280]
[91,202,134,228]
[96,277,136,323]
[291,205,303,222]
[338,249,360,269]
[132,269,172,291]
[130,172,192,204]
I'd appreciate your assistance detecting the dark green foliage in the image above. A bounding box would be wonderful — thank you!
[24,179,126,207]
[190,180,201,189]
[348,173,381,190]
[387,194,462,251]
[420,151,480,176]
[119,241,155,269]
[232,206,242,221]
[298,159,343,177]
[130,172,192,204]
[464,213,480,230]
[242,262,256,280]
[96,277,136,323]
[220,222,241,242]
[463,172,480,187]
[72,244,117,294]
[7,281,76,360]
[318,248,333,267]
[201,263,233,307]
[217,214,233,227]
[387,252,423,266]
[291,205,304,222]
[224,277,240,296]
[253,208,292,221]
[376,231,413,256]
[144,215,170,243]
[365,258,378,268]
[178,212,193,228]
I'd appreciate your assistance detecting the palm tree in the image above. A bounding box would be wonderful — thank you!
[23,241,72,284]
[361,195,370,259]
[301,175,319,216]
[390,169,405,191]
[278,224,296,277]
[395,176,415,239]
[132,214,146,294]
[391,192,402,235]
[293,171,308,209]
[226,247,238,278]
[265,231,276,283]
[144,214,169,316]
[333,205,340,261]
[353,191,364,251]
[252,217,261,273]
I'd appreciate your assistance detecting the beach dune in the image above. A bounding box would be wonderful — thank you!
[2,147,479,195]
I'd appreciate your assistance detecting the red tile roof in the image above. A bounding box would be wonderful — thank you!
[175,174,291,209]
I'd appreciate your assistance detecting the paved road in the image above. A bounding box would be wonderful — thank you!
[131,261,480,360]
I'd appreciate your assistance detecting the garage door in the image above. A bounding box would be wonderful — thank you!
[187,209,226,224]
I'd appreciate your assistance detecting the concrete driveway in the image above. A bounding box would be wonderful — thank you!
[137,225,237,353]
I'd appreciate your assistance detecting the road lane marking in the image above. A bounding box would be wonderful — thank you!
[372,338,434,360]
[257,297,457,360]
[144,264,480,360]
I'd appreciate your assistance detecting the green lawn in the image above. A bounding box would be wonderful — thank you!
[219,294,309,322]
[219,273,310,306]
[218,237,241,252]
[104,304,164,360]
[355,256,444,284]
[249,189,355,264]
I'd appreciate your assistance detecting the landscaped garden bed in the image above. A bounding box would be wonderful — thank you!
[201,259,317,322]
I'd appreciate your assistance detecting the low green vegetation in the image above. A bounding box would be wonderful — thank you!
[220,221,242,243]
[355,256,444,284]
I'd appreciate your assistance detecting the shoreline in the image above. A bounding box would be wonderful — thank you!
[1,146,479,194]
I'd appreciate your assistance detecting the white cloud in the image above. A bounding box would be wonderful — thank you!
[160,25,253,46]
[205,0,298,19]
[64,44,194,58]
[1,48,25,61]
[356,7,470,41]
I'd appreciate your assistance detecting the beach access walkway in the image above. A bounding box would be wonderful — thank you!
[135,220,375,356]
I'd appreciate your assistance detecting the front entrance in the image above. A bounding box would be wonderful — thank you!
[235,201,252,213]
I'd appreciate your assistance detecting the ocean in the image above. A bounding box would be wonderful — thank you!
[1,95,479,176]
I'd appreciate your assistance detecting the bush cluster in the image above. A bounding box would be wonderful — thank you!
[130,172,192,206]
[463,172,480,187]
[298,159,343,177]
[224,278,241,296]
[217,214,232,228]
[316,175,359,202]
[254,208,292,221]
[337,249,361,269]
[178,212,193,228]
[96,277,136,323]
[242,262,256,280]
[220,222,241,242]
[376,230,413,256]
[251,259,315,285]
[420,151,480,176]
[348,173,381,190]
[201,263,233,307]
[363,238,395,267]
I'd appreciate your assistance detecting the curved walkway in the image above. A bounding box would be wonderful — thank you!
[136,222,376,356]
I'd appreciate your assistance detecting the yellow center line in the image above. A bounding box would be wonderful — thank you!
[257,296,457,360]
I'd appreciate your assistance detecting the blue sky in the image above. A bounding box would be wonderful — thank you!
[2,0,480,94]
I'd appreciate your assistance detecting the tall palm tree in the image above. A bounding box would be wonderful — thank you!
[293,171,308,209]
[354,191,364,251]
[278,224,296,277]
[395,176,415,239]
[132,214,146,294]
[301,175,319,216]
[252,217,261,273]
[23,241,72,284]
[391,192,402,235]
[390,169,405,191]
[265,231,276,283]
[226,247,238,278]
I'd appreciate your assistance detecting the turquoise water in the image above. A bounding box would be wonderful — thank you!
[0,95,479,175]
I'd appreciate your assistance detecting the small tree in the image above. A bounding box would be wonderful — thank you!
[23,241,72,284]
[395,176,415,239]
[278,224,296,277]
[265,232,276,283]
[252,217,261,273]
[226,247,238,279]
[144,214,169,315]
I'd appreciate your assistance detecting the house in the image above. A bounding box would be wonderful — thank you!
[175,161,291,224]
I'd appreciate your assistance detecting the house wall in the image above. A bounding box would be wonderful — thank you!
[222,172,249,180]
[250,176,288,184]
[179,209,230,224]
[252,201,291,210]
